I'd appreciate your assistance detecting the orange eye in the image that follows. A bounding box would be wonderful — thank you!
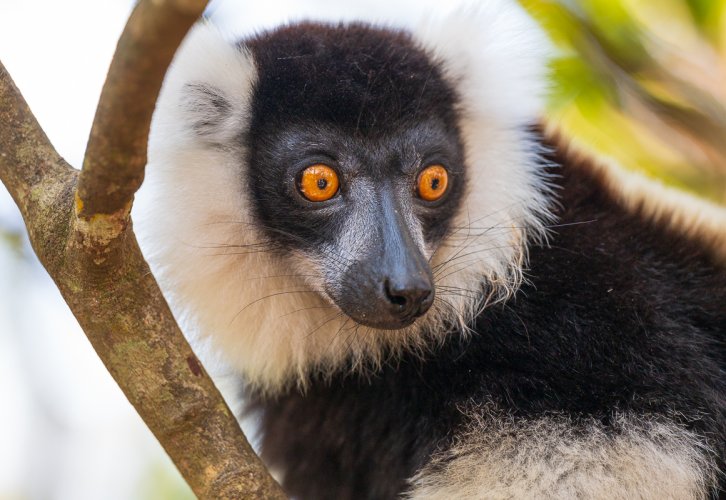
[416,165,449,202]
[298,164,340,202]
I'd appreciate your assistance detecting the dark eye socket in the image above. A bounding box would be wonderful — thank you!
[297,164,340,202]
[416,164,449,202]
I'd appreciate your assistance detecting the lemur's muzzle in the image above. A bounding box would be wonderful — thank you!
[337,185,434,329]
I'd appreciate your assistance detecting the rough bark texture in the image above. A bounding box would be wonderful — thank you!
[0,1,287,498]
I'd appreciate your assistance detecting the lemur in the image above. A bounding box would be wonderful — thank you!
[135,2,726,498]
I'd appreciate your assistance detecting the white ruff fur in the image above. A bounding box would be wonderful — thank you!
[406,406,718,499]
[135,2,553,394]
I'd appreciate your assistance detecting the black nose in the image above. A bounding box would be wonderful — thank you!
[384,279,434,320]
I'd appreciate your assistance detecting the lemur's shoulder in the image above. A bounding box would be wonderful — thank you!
[541,126,726,266]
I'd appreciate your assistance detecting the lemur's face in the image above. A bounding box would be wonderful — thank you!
[244,24,466,330]
[246,122,465,329]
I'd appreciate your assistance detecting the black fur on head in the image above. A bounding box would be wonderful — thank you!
[244,22,462,135]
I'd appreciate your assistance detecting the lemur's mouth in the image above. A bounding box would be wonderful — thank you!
[342,302,432,330]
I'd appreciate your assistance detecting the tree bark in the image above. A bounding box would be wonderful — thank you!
[0,1,286,498]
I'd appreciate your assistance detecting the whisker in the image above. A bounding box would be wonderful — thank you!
[279,304,335,319]
[242,273,318,282]
[304,311,345,339]
[433,244,517,277]
[433,243,517,278]
[195,219,358,269]
[230,289,322,326]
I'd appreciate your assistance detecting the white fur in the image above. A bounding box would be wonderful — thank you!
[135,2,553,394]
[406,405,719,499]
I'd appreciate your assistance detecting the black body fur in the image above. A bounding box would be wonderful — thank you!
[236,23,726,499]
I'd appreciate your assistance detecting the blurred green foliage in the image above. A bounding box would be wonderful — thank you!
[0,226,23,257]
[521,0,726,203]
[138,461,195,500]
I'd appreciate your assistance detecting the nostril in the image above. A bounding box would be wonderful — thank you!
[384,280,434,319]
[384,280,408,307]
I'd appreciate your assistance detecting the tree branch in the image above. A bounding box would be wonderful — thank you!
[0,61,75,217]
[78,0,208,219]
[0,1,287,498]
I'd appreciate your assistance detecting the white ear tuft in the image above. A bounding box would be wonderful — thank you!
[150,22,257,146]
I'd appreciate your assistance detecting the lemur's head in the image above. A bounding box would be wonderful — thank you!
[137,2,552,393]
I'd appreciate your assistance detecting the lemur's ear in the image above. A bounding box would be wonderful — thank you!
[154,22,257,146]
[182,83,236,140]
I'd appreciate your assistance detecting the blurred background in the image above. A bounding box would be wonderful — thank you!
[1,1,724,499]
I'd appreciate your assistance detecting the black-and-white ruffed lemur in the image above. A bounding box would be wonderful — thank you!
[135,2,726,498]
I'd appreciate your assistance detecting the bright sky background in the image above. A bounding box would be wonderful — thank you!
[0,1,456,498]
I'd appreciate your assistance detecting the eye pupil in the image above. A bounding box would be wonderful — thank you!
[317,178,328,190]
[431,178,440,190]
